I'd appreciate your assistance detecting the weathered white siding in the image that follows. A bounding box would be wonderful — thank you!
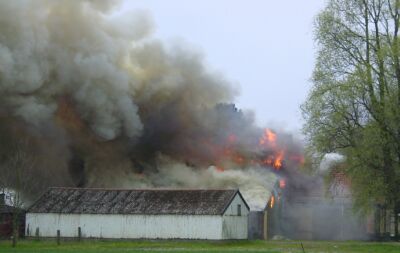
[222,193,249,239]
[224,193,250,216]
[26,192,250,240]
[222,216,248,239]
[26,213,224,239]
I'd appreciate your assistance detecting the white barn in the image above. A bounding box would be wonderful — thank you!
[26,187,249,240]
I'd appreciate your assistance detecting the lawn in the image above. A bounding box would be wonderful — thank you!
[0,239,399,253]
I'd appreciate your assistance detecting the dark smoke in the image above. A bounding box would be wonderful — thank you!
[0,0,304,210]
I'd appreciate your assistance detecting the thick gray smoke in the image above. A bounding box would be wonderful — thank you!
[0,0,150,139]
[0,0,302,210]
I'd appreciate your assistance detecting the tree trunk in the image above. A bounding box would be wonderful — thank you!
[11,212,18,247]
[375,204,381,239]
[395,203,399,240]
[12,227,18,248]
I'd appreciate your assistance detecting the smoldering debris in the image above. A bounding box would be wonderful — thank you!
[0,0,304,209]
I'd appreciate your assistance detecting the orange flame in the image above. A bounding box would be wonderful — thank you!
[273,150,284,169]
[258,128,287,170]
[270,195,275,208]
[204,127,299,172]
[262,156,274,167]
[259,128,277,146]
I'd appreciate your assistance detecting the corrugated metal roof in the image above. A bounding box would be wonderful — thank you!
[28,188,243,215]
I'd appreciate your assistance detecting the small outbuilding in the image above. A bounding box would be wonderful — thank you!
[0,193,25,238]
[26,187,249,240]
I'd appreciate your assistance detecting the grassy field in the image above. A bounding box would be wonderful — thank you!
[0,239,399,253]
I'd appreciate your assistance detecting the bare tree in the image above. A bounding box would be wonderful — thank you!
[0,139,37,247]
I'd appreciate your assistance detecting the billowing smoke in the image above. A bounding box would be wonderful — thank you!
[0,0,303,210]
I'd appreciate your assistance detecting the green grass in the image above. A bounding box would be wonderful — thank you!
[0,239,399,253]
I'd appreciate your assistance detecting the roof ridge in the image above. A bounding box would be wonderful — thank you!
[48,187,237,191]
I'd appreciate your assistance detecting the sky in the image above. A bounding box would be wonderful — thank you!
[119,0,326,134]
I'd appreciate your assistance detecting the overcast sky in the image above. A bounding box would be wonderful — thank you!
[120,1,326,134]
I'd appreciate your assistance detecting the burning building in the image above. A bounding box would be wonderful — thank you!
[0,1,315,242]
[0,1,386,241]
[0,1,305,212]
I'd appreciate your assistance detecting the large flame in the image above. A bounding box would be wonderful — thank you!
[210,128,301,172]
[259,129,277,146]
[273,150,285,169]
[259,129,286,170]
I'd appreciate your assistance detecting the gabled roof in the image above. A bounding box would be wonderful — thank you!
[28,187,248,215]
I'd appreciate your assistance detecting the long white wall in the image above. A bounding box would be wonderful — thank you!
[26,193,249,240]
[26,213,224,239]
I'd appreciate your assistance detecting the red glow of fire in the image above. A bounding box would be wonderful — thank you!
[233,154,245,164]
[263,157,274,166]
[227,134,237,144]
[216,166,225,172]
[220,143,246,165]
[289,155,305,165]
[56,96,86,131]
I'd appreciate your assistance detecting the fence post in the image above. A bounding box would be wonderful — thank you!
[78,227,81,242]
[57,230,60,245]
[35,227,39,240]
